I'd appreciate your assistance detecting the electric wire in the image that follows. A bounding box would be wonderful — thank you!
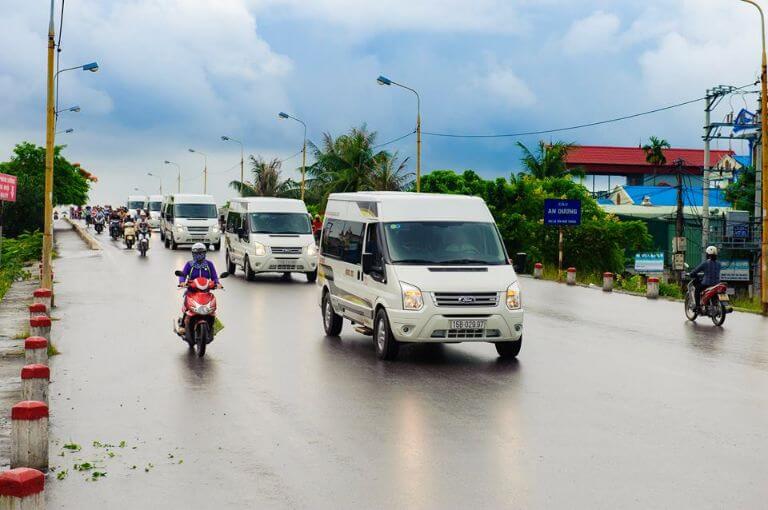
[372,129,416,149]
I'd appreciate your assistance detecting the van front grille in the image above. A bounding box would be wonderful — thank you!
[431,329,501,339]
[271,247,302,255]
[432,292,499,307]
[188,226,209,232]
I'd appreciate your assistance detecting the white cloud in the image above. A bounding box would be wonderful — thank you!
[476,64,536,109]
[562,10,621,55]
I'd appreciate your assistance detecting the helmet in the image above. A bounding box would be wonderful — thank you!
[191,242,207,263]
[706,246,718,256]
[140,211,147,218]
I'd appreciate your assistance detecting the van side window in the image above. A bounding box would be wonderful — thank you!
[165,204,173,221]
[226,212,239,233]
[321,220,344,259]
[364,223,383,266]
[341,221,364,265]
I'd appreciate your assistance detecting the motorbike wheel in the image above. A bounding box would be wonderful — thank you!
[711,301,726,327]
[194,321,209,358]
[684,292,698,321]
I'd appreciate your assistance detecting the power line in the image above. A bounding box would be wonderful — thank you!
[422,82,759,139]
[373,129,416,149]
[278,149,303,164]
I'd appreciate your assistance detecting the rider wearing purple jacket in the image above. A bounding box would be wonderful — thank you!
[178,243,220,286]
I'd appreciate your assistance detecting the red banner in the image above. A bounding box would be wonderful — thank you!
[0,173,17,202]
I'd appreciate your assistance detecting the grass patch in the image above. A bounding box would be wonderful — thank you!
[0,232,43,301]
[12,327,29,340]
[731,296,762,313]
[48,341,60,357]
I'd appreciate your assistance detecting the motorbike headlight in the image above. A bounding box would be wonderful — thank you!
[307,244,317,256]
[401,282,424,311]
[193,304,211,315]
[506,281,522,310]
[253,242,266,256]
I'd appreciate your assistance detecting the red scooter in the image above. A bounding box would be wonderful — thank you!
[174,270,229,357]
[685,275,733,326]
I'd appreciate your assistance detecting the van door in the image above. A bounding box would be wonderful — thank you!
[225,212,240,262]
[337,220,371,326]
[360,223,390,324]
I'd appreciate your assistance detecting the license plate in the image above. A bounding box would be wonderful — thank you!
[450,319,486,330]
[718,294,730,302]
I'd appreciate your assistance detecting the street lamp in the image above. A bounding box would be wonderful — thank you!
[55,105,80,115]
[188,149,208,193]
[55,128,74,135]
[377,74,422,192]
[54,61,99,119]
[221,135,244,185]
[164,160,182,192]
[148,172,163,194]
[739,0,768,314]
[277,112,307,200]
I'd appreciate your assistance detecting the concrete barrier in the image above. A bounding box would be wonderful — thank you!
[27,303,48,319]
[602,272,613,292]
[24,338,48,365]
[647,277,659,299]
[28,317,50,342]
[533,263,543,279]
[566,267,576,285]
[0,468,45,510]
[31,289,51,310]
[21,365,49,404]
[63,217,100,250]
[10,402,48,471]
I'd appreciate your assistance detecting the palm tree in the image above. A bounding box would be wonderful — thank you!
[229,156,294,197]
[516,141,583,179]
[370,152,413,191]
[642,136,670,167]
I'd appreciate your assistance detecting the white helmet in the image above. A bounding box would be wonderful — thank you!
[191,242,207,254]
[706,245,718,256]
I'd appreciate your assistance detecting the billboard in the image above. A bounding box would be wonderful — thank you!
[0,173,17,202]
[635,252,664,273]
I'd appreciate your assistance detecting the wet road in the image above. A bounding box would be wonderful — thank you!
[48,222,768,509]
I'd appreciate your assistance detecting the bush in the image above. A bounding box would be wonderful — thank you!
[616,274,645,293]
[0,231,43,300]
[659,282,683,299]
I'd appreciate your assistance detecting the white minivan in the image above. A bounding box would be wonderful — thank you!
[127,195,148,219]
[147,194,163,229]
[318,192,523,360]
[160,194,222,250]
[224,197,318,282]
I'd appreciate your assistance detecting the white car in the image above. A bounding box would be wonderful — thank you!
[224,197,317,282]
[147,194,163,229]
[318,191,523,360]
[127,194,147,219]
[161,194,221,250]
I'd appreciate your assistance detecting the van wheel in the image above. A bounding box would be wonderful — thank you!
[322,292,343,336]
[160,230,165,242]
[164,235,170,249]
[226,251,236,275]
[374,308,399,361]
[244,257,256,281]
[171,238,178,250]
[212,241,221,251]
[495,338,522,359]
[306,269,317,283]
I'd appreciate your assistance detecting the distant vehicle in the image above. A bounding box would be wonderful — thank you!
[174,269,229,357]
[161,194,221,250]
[685,276,733,326]
[319,192,524,360]
[147,194,163,229]
[127,195,148,219]
[123,219,136,249]
[224,198,318,282]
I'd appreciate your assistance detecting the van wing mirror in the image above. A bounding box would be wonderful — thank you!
[219,272,230,279]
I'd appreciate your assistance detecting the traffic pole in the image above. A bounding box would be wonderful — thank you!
[41,0,56,292]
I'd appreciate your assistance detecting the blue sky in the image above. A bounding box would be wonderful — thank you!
[0,0,762,204]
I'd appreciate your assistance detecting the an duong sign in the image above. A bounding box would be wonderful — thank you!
[543,199,581,226]
[634,252,664,273]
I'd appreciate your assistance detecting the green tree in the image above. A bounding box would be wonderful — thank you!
[370,152,413,191]
[642,136,671,166]
[516,141,583,179]
[229,156,295,198]
[0,142,91,237]
[725,165,755,212]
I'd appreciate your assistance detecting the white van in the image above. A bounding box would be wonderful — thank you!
[318,192,523,360]
[160,194,222,250]
[224,198,317,282]
[147,194,163,229]
[127,195,148,219]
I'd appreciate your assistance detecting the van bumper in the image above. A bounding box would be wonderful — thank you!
[172,231,222,245]
[250,254,318,274]
[386,308,523,343]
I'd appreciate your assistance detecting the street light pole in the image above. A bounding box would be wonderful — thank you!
[147,172,162,194]
[377,75,422,192]
[740,0,768,313]
[221,136,244,184]
[278,112,307,201]
[188,149,208,194]
[164,160,181,192]
[41,0,56,291]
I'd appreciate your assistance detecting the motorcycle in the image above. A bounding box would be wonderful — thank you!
[173,270,229,357]
[94,217,105,234]
[123,221,136,249]
[109,220,121,240]
[685,275,733,326]
[137,229,150,257]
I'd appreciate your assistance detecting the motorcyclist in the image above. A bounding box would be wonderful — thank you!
[136,211,151,247]
[690,246,722,311]
[177,243,221,334]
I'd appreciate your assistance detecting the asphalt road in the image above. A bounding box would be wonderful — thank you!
[47,221,768,509]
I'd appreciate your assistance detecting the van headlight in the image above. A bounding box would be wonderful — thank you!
[400,282,423,311]
[307,244,317,256]
[253,242,266,256]
[211,225,220,233]
[176,225,184,233]
[506,281,521,310]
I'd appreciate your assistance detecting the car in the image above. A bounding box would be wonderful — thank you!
[126,194,148,219]
[147,194,163,229]
[318,191,523,361]
[161,194,221,250]
[224,197,317,282]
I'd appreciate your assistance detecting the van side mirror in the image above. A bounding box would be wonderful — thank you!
[219,272,230,279]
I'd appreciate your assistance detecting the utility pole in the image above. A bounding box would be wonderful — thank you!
[702,89,712,255]
[41,0,56,291]
[673,158,686,284]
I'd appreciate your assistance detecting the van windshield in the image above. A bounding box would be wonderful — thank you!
[149,202,162,212]
[383,221,507,265]
[250,213,311,234]
[127,201,145,209]
[174,204,217,219]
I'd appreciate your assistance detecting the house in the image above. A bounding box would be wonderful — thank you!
[600,184,732,219]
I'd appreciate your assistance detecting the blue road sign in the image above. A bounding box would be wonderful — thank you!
[544,199,581,226]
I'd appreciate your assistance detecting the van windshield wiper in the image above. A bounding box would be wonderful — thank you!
[391,258,437,265]
[438,258,495,265]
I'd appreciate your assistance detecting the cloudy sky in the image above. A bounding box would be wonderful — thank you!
[0,0,762,204]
